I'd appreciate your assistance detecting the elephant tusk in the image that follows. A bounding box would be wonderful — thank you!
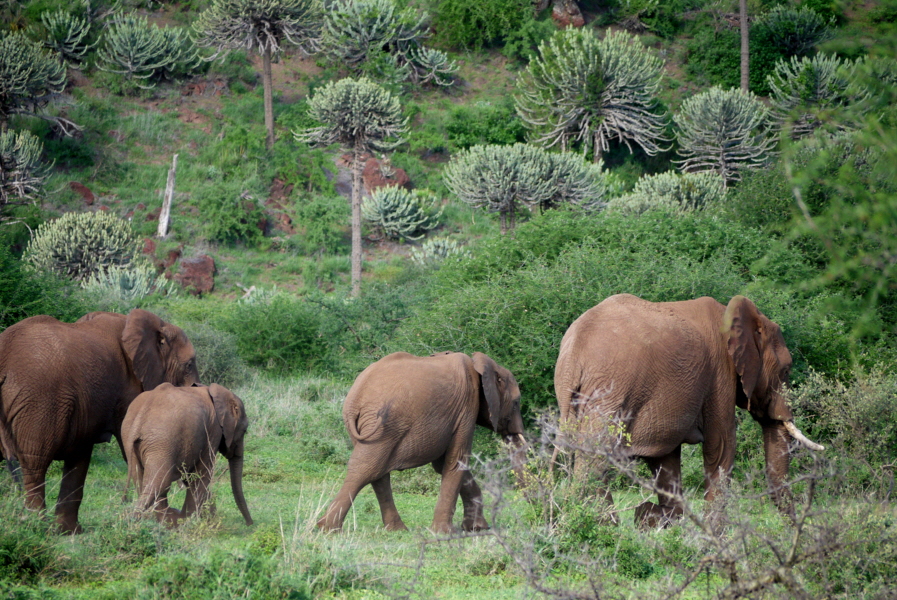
[517,433,526,447]
[784,421,825,451]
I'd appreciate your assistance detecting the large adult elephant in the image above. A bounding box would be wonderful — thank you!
[0,309,199,533]
[318,351,525,534]
[122,383,252,526]
[554,294,823,527]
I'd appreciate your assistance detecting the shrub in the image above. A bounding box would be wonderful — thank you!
[500,15,556,64]
[361,186,442,241]
[445,100,526,149]
[194,180,266,245]
[0,496,58,583]
[0,243,87,330]
[179,321,250,388]
[433,0,534,50]
[38,9,94,68]
[607,170,726,215]
[216,290,326,374]
[24,211,145,282]
[288,194,350,255]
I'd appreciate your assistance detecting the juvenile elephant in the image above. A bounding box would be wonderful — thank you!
[318,351,525,534]
[122,383,253,526]
[0,309,199,533]
[554,294,823,527]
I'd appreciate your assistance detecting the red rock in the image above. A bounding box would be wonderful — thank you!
[142,238,156,256]
[552,0,584,27]
[173,254,215,296]
[69,182,95,205]
[362,157,410,194]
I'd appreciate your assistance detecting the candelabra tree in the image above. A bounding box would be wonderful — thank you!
[768,54,866,139]
[294,77,406,296]
[39,9,95,68]
[195,0,322,151]
[514,28,669,161]
[674,86,776,187]
[0,31,70,135]
[0,130,49,222]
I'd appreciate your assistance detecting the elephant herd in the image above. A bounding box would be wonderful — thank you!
[0,294,823,535]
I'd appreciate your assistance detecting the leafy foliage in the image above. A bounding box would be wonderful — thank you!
[288,194,350,255]
[194,180,266,245]
[361,186,442,241]
[607,170,726,215]
[515,28,669,159]
[97,15,198,90]
[0,130,49,220]
[443,143,612,232]
[768,54,865,139]
[0,30,66,128]
[433,0,534,50]
[674,86,776,186]
[445,100,526,149]
[24,211,146,282]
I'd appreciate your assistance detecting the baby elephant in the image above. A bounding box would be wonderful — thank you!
[122,383,253,526]
[318,351,525,534]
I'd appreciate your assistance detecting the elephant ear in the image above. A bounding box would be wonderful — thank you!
[472,352,502,431]
[723,296,762,406]
[122,309,166,391]
[210,383,239,453]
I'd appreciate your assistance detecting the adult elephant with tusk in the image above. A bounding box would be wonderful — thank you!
[553,294,823,528]
[318,351,526,534]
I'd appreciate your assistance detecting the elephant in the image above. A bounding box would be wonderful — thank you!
[122,383,253,526]
[0,309,199,533]
[553,294,823,528]
[317,351,525,534]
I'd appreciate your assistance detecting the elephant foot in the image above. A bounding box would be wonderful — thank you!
[316,517,343,533]
[462,517,490,532]
[56,520,84,535]
[429,521,455,535]
[634,501,682,530]
[384,519,408,532]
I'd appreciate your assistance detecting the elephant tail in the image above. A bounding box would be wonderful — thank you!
[344,408,386,444]
[0,374,23,486]
[123,439,142,503]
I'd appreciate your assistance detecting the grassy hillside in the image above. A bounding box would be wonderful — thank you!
[2,0,897,597]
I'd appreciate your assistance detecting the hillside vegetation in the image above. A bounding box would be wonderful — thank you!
[1,0,897,597]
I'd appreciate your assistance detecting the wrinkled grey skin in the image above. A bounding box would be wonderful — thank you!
[554,294,823,528]
[0,309,199,533]
[318,351,525,534]
[122,383,252,527]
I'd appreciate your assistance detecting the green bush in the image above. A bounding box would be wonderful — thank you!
[433,0,534,50]
[24,211,146,282]
[179,321,250,388]
[500,14,556,63]
[194,180,266,245]
[445,100,527,149]
[215,290,326,374]
[0,495,58,583]
[288,194,350,255]
[0,242,87,330]
[607,171,726,215]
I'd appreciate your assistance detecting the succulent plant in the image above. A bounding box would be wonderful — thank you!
[362,186,442,241]
[607,171,726,215]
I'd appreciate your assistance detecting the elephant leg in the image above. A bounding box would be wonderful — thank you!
[431,447,471,534]
[20,455,52,514]
[370,473,407,531]
[432,457,488,532]
[183,457,214,522]
[137,461,178,524]
[636,447,683,529]
[317,450,380,532]
[55,452,93,534]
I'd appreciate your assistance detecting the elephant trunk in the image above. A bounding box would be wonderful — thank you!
[228,452,253,526]
[762,422,794,518]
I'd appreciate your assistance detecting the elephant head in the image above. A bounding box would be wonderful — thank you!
[472,352,527,482]
[121,309,200,390]
[209,383,253,526]
[724,296,823,511]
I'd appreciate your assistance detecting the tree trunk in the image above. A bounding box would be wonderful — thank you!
[740,0,749,92]
[350,146,363,297]
[157,154,177,238]
[262,45,275,151]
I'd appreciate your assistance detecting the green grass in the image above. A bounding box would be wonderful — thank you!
[2,374,894,599]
